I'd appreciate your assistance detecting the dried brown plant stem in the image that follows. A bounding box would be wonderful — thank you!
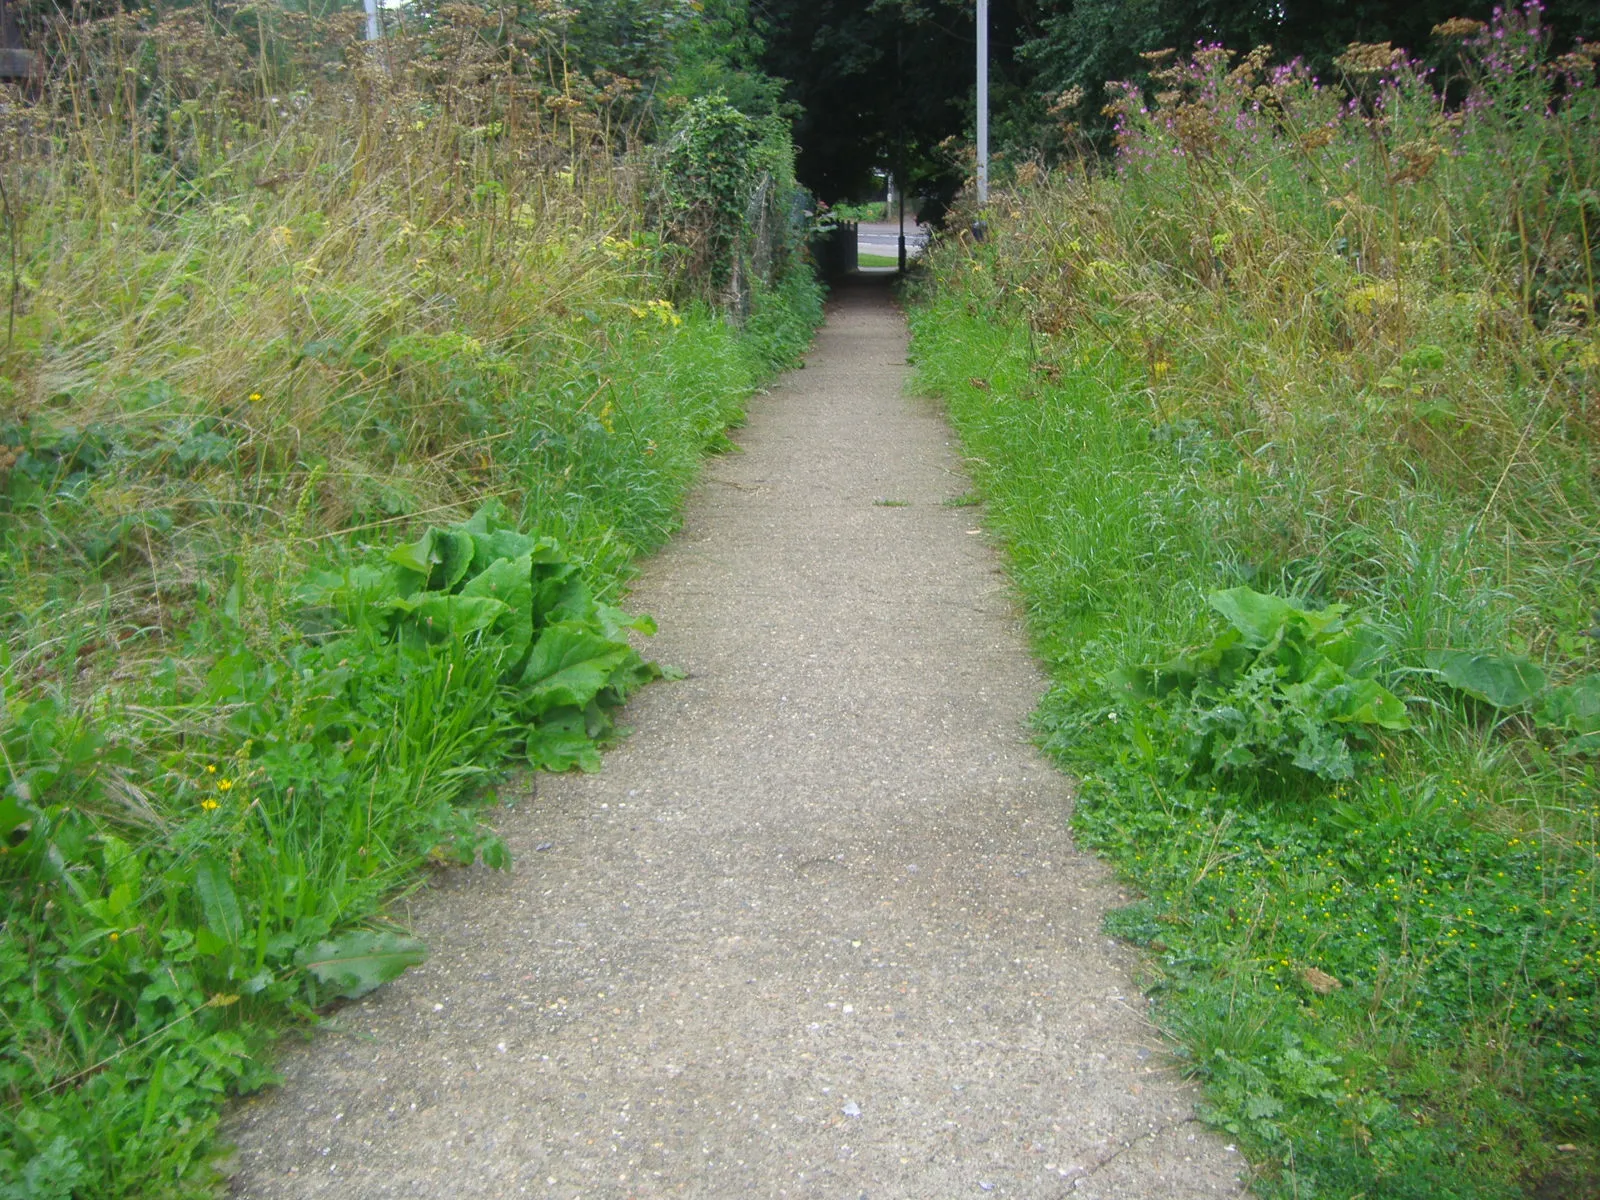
[0,167,14,352]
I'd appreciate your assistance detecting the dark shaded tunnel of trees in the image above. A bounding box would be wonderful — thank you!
[753,0,1600,222]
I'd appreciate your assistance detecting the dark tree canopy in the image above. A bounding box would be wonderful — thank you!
[757,0,1040,210]
[755,0,1600,208]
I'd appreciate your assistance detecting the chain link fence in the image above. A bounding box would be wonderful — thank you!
[721,172,815,320]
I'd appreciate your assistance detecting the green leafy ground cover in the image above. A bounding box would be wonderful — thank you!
[0,8,820,1196]
[910,11,1598,1198]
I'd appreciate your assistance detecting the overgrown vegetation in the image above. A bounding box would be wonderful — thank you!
[911,10,1599,1196]
[755,0,1600,215]
[0,4,820,1194]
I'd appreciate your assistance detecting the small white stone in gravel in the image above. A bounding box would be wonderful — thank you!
[841,1101,861,1117]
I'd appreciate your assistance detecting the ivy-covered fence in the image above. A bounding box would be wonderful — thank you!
[655,93,811,314]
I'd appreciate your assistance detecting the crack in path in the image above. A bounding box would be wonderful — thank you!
[226,277,1245,1199]
[1048,1116,1212,1195]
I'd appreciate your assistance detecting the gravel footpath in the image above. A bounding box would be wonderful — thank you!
[226,277,1247,1199]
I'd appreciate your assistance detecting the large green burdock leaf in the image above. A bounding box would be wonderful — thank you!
[1325,677,1411,730]
[388,527,476,592]
[406,593,510,637]
[296,931,427,1000]
[461,554,535,656]
[461,502,538,566]
[530,561,589,627]
[1427,650,1547,709]
[521,622,634,714]
[1208,587,1294,648]
[526,707,606,773]
[597,603,658,639]
[1208,586,1348,649]
[466,528,534,571]
[1537,678,1600,733]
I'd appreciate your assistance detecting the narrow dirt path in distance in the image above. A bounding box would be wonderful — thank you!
[228,276,1245,1199]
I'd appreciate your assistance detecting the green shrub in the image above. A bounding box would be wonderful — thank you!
[1115,588,1409,784]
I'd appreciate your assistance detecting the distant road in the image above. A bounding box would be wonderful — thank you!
[856,220,928,261]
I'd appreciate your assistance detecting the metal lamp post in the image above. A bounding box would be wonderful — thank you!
[897,36,907,272]
[976,0,988,205]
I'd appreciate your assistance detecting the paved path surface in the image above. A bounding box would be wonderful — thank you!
[227,277,1246,1199]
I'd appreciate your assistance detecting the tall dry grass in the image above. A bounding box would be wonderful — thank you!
[987,13,1599,669]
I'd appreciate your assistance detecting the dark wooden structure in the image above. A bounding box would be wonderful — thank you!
[0,0,42,89]
[807,221,859,280]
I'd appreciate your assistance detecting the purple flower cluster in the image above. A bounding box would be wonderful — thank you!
[1469,2,1549,78]
[1102,0,1594,186]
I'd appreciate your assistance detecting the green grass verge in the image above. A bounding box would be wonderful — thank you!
[0,271,822,1198]
[906,19,1598,1195]
[908,294,1598,1200]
